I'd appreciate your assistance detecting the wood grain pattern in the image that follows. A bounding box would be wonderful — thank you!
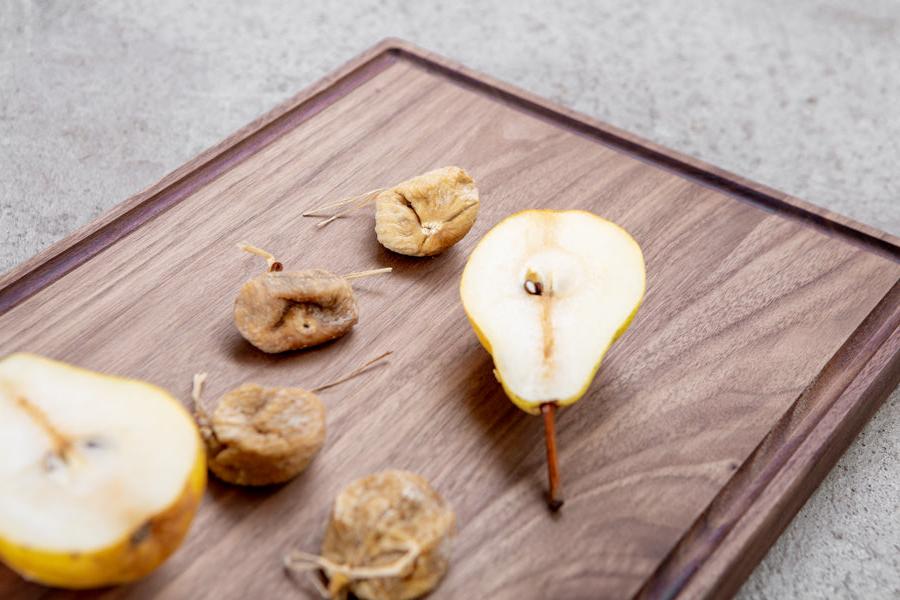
[1,40,898,600]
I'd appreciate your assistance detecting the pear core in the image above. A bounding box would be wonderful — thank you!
[460,210,645,413]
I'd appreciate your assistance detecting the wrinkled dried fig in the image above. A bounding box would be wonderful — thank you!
[233,244,390,354]
[304,166,480,257]
[192,353,389,487]
[194,377,326,486]
[285,470,455,600]
[235,269,358,354]
[374,167,479,256]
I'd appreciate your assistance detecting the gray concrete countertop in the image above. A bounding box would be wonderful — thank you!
[1,1,898,598]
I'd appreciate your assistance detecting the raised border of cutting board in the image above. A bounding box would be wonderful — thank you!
[1,39,898,599]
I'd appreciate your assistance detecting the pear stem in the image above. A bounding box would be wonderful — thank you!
[541,402,563,511]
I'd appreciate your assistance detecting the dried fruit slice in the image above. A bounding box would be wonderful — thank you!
[285,470,455,600]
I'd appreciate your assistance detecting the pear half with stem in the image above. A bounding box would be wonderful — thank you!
[0,353,206,588]
[460,209,645,509]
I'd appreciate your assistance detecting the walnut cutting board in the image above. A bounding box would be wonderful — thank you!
[1,39,898,600]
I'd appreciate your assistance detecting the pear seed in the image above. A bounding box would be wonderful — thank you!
[524,279,543,296]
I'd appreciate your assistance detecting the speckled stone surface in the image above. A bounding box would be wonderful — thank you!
[1,1,898,597]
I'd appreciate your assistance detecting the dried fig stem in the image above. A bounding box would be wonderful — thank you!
[541,402,564,511]
[342,267,393,281]
[191,372,211,421]
[312,351,392,393]
[306,188,386,229]
[302,187,386,217]
[284,535,420,599]
[314,205,363,229]
[236,242,283,272]
[191,374,268,428]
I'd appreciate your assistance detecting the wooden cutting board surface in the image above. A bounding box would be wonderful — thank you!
[1,40,898,600]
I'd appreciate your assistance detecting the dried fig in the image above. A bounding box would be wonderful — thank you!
[233,244,390,354]
[285,470,456,600]
[374,166,479,256]
[194,377,326,486]
[304,166,480,257]
[192,353,389,487]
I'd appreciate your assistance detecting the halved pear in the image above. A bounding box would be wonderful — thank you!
[0,353,206,589]
[461,209,645,412]
[460,210,645,508]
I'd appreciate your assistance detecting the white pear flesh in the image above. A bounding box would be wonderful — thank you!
[460,210,645,414]
[0,353,205,588]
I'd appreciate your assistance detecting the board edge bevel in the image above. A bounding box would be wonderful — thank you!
[636,281,900,599]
